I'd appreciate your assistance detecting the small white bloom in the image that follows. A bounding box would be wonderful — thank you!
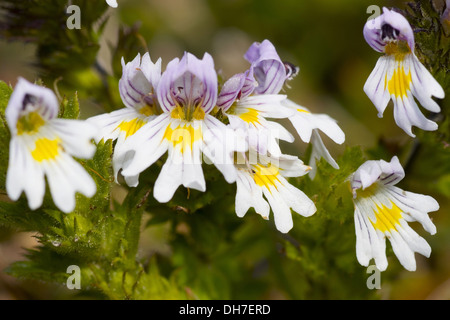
[234,150,316,233]
[282,99,345,178]
[351,156,439,271]
[6,78,98,213]
[88,53,161,186]
[363,8,445,137]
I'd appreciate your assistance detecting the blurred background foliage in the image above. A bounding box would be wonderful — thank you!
[0,0,448,300]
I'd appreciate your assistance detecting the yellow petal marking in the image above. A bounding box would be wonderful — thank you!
[31,138,60,162]
[370,201,403,233]
[116,118,146,139]
[253,164,280,192]
[17,111,45,135]
[170,106,205,121]
[297,108,310,114]
[387,66,412,98]
[239,108,260,125]
[163,123,203,154]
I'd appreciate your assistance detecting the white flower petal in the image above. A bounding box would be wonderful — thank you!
[284,99,345,145]
[410,53,444,111]
[235,172,270,218]
[363,56,391,117]
[387,186,438,235]
[280,180,316,217]
[153,158,183,203]
[6,137,46,210]
[262,188,294,233]
[309,130,339,179]
[354,204,388,271]
[237,95,292,119]
[45,154,96,213]
[119,114,171,178]
[50,119,98,159]
[88,108,140,143]
[388,230,417,271]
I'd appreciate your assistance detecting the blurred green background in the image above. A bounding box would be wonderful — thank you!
[0,0,449,300]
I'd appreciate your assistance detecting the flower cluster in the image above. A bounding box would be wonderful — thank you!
[4,7,444,273]
[88,40,345,233]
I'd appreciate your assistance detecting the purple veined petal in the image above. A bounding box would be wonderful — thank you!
[240,67,257,99]
[140,52,162,89]
[119,53,161,110]
[244,40,287,95]
[6,77,59,135]
[217,73,246,111]
[351,156,405,193]
[157,52,218,114]
[363,13,385,53]
[157,57,180,113]
[217,68,257,111]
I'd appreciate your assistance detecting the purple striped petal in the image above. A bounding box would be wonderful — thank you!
[119,53,161,110]
[351,156,405,194]
[244,40,287,95]
[157,52,218,114]
[217,68,257,111]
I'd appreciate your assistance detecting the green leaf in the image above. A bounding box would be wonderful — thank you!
[0,81,12,190]
[60,92,80,119]
[0,80,13,114]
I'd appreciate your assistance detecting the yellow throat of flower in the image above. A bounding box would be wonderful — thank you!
[171,105,205,121]
[16,111,45,135]
[384,41,411,61]
[252,163,281,191]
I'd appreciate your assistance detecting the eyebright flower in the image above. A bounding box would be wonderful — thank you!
[351,156,439,271]
[118,52,245,203]
[282,99,345,178]
[88,53,162,186]
[6,78,98,213]
[234,150,316,233]
[363,8,445,137]
[217,40,295,156]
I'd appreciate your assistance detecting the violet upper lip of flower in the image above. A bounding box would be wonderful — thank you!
[363,7,445,137]
[6,78,98,213]
[351,156,439,272]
